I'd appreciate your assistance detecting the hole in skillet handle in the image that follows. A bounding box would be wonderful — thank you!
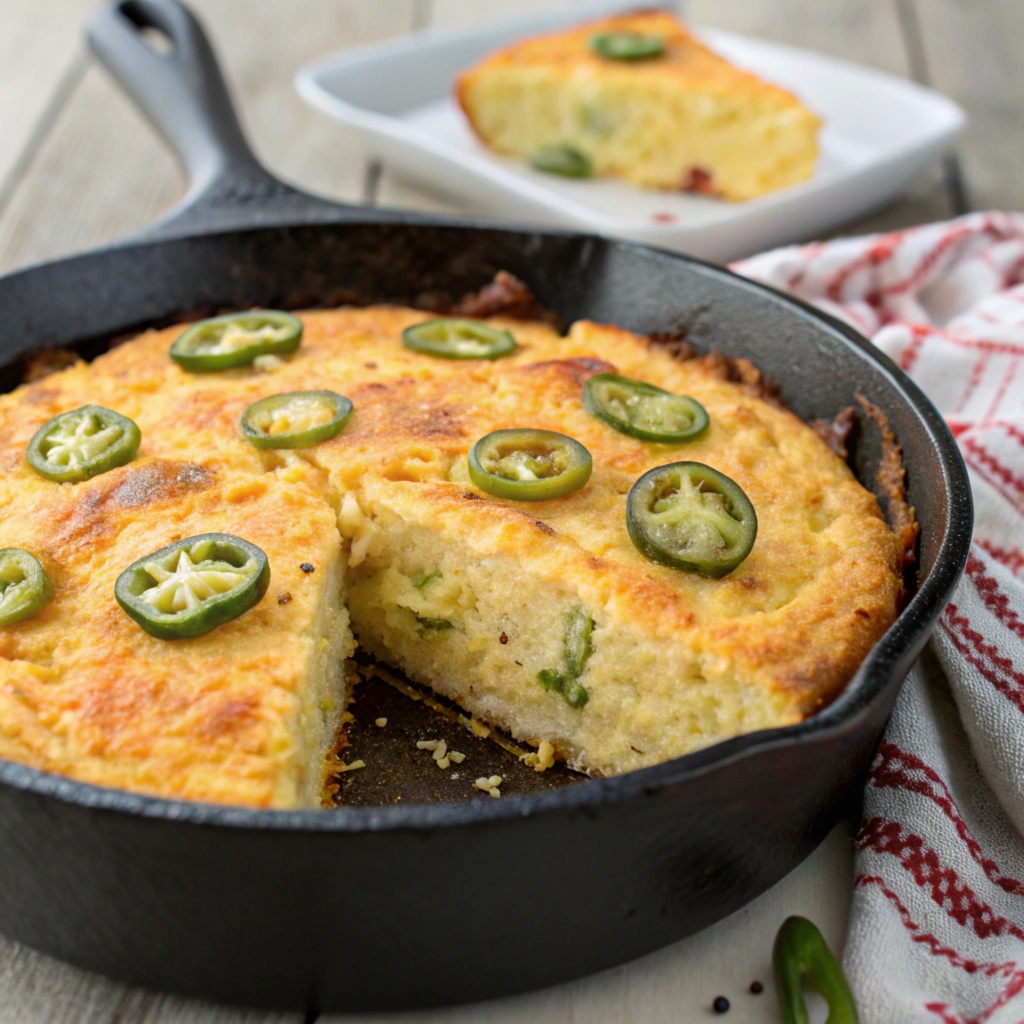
[120,1,175,55]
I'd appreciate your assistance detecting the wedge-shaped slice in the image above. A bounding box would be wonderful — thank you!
[457,10,821,200]
[0,460,350,808]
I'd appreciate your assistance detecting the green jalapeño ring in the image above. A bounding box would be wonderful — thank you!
[115,533,270,640]
[26,405,141,483]
[0,549,52,627]
[170,310,303,372]
[402,318,516,360]
[583,372,709,443]
[240,390,353,450]
[468,428,593,501]
[626,461,756,577]
[589,31,665,61]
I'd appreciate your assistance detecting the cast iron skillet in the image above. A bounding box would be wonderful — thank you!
[0,0,971,1012]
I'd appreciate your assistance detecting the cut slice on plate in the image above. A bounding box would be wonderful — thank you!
[456,9,821,200]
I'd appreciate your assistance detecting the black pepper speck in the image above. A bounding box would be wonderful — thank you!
[499,632,509,644]
[713,995,730,1014]
[750,980,763,995]
[277,592,292,605]
[300,562,315,573]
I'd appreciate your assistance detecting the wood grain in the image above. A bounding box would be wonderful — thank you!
[909,0,1023,212]
[0,0,97,206]
[0,0,417,273]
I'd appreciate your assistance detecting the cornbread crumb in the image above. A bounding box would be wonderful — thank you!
[474,775,502,797]
[374,717,387,728]
[431,740,448,762]
[437,757,451,769]
[535,740,556,772]
[416,739,439,750]
[470,720,491,739]
[337,760,365,773]
[449,751,466,764]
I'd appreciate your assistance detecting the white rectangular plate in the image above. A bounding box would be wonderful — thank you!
[296,1,965,263]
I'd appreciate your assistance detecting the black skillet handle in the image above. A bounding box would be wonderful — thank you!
[86,0,357,241]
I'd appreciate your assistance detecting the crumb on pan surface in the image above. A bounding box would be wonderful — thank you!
[456,10,820,200]
[0,284,900,807]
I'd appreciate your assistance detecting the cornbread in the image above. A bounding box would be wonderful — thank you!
[457,10,821,200]
[0,292,901,805]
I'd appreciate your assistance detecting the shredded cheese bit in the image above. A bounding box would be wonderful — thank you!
[448,751,466,764]
[431,740,448,762]
[416,739,439,750]
[470,719,491,739]
[535,740,556,772]
[437,757,450,769]
[252,354,284,373]
[374,717,388,728]
[337,760,365,773]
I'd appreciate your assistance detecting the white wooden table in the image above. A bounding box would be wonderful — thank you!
[0,0,1016,1019]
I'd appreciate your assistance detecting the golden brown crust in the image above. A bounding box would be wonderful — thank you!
[0,288,902,798]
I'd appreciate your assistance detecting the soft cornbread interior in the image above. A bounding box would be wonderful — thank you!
[0,302,901,805]
[456,10,821,200]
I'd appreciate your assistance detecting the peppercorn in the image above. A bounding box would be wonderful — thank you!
[712,995,730,1014]
[750,980,764,994]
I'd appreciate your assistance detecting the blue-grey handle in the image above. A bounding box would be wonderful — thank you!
[86,0,356,240]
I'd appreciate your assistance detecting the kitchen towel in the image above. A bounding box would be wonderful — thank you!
[736,212,1024,1024]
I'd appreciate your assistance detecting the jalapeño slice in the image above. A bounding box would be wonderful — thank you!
[530,145,593,178]
[590,31,665,61]
[170,311,302,372]
[584,373,709,443]
[626,462,756,577]
[0,549,52,627]
[241,390,353,449]
[468,428,592,501]
[402,319,516,360]
[26,405,141,483]
[115,533,270,640]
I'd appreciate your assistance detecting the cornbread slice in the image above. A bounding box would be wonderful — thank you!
[457,10,821,200]
[0,457,351,808]
[0,295,901,802]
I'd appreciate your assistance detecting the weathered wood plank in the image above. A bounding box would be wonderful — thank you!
[909,0,1024,212]
[0,0,416,273]
[0,0,98,206]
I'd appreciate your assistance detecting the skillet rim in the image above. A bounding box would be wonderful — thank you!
[0,220,973,833]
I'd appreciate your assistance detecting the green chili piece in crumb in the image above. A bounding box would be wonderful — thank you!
[415,614,453,632]
[415,570,443,590]
[537,607,595,709]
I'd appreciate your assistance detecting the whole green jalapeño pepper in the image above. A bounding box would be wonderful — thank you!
[773,916,859,1024]
[26,405,141,483]
[170,311,303,372]
[115,533,270,640]
[0,549,52,627]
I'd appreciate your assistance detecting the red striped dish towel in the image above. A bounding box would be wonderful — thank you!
[736,212,1024,1024]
